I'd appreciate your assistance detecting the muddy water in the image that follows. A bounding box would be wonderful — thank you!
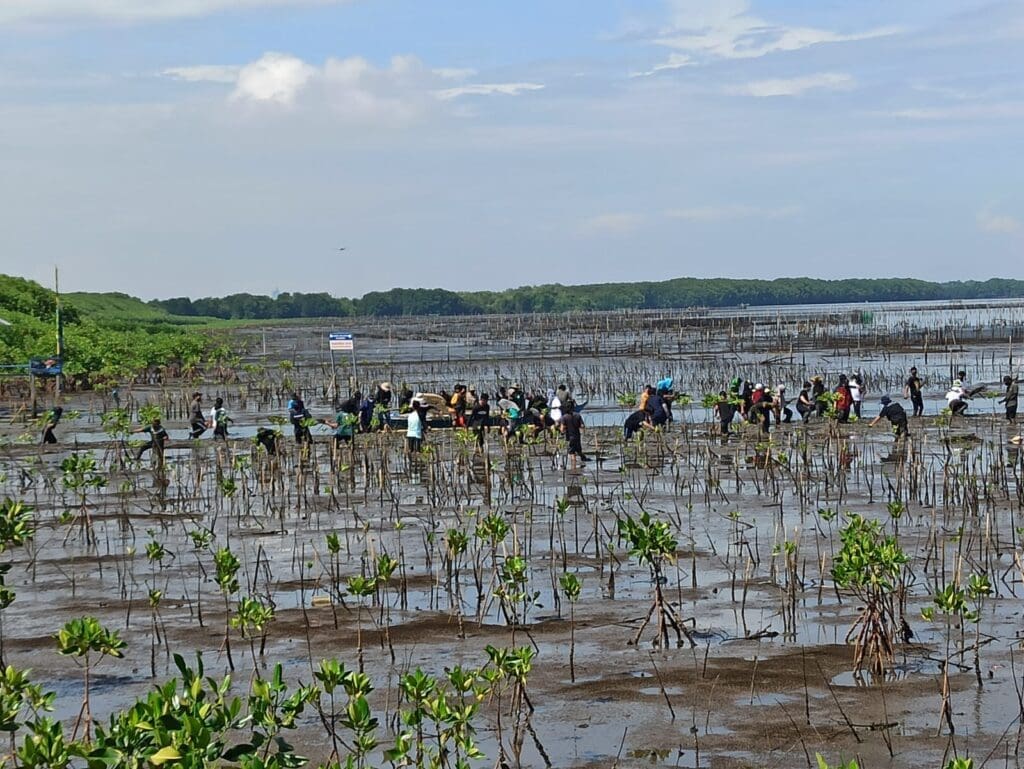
[3,313,1024,768]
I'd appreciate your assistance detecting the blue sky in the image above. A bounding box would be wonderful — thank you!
[1,0,1022,299]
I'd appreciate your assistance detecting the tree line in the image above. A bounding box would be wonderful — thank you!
[150,277,1024,319]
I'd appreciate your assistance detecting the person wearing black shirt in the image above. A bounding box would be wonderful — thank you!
[41,407,63,444]
[796,382,814,422]
[559,405,587,463]
[812,377,826,417]
[713,392,737,435]
[623,409,650,440]
[468,393,491,448]
[999,376,1019,423]
[904,367,923,417]
[749,393,772,436]
[188,393,207,439]
[871,396,909,440]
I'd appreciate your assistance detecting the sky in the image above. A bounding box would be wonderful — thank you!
[1,0,1023,300]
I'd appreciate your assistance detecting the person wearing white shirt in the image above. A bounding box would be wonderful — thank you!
[849,376,863,419]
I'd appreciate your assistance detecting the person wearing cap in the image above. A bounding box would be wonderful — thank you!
[998,376,1018,423]
[904,367,923,417]
[871,395,908,440]
[375,382,393,407]
[946,380,970,417]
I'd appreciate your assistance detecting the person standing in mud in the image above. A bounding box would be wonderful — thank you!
[188,392,207,438]
[904,367,924,417]
[340,390,361,416]
[448,384,468,428]
[849,375,864,419]
[834,375,852,423]
[406,399,425,454]
[323,407,357,447]
[796,381,814,422]
[133,417,169,461]
[749,392,772,436]
[999,376,1018,423]
[560,399,587,463]
[773,385,792,424]
[255,428,280,455]
[812,376,826,417]
[288,393,312,443]
[41,406,63,444]
[469,393,491,448]
[646,387,669,428]
[623,408,650,441]
[946,380,970,416]
[211,397,229,440]
[713,392,736,436]
[871,395,909,441]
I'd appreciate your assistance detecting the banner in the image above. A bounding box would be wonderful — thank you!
[30,357,62,377]
[329,332,354,352]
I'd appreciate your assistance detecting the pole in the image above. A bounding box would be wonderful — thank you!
[54,266,63,401]
[328,333,339,405]
[350,344,357,393]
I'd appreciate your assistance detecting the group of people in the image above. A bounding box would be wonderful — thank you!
[622,378,680,440]
[697,366,1020,442]
[35,367,1020,459]
[401,383,590,461]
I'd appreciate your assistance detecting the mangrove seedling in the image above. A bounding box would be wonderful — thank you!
[213,547,241,671]
[346,575,377,673]
[618,511,694,648]
[54,617,126,742]
[831,514,908,677]
[559,572,582,682]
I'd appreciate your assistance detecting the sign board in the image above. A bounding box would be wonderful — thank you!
[329,332,354,352]
[30,357,63,377]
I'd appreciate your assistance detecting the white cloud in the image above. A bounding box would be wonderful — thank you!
[231,52,317,105]
[666,204,801,222]
[654,0,897,62]
[435,82,544,100]
[729,72,855,98]
[578,213,645,235]
[977,211,1021,234]
[162,65,241,84]
[631,53,692,78]
[0,0,349,24]
[164,51,544,119]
